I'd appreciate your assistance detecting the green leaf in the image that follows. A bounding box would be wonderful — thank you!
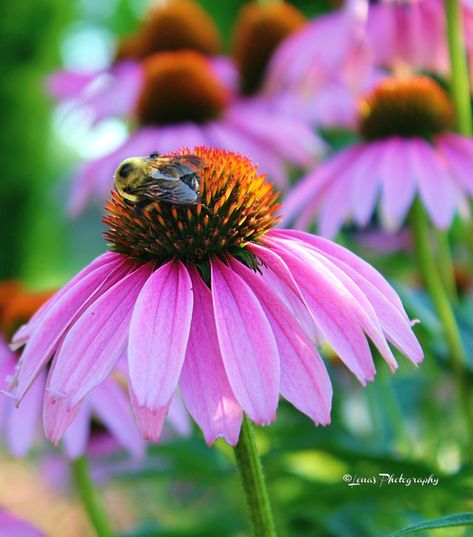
[387,512,473,536]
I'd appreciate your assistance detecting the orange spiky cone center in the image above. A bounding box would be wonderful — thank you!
[104,147,281,266]
[233,1,306,94]
[135,51,229,126]
[115,0,220,61]
[358,76,455,141]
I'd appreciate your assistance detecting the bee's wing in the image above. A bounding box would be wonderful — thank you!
[153,179,199,204]
[148,156,206,179]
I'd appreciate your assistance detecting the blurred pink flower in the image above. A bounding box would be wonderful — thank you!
[283,76,473,236]
[8,148,422,446]
[0,509,43,537]
[50,51,324,216]
[1,336,146,459]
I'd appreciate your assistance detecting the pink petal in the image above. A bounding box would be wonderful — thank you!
[379,138,417,230]
[437,133,473,196]
[268,239,376,384]
[90,378,145,458]
[48,263,153,407]
[409,139,457,229]
[11,254,131,401]
[5,370,45,457]
[128,261,193,414]
[229,258,332,425]
[280,234,423,364]
[12,252,118,348]
[210,257,280,425]
[129,388,170,441]
[350,142,384,226]
[179,267,243,445]
[62,401,92,459]
[268,229,406,315]
[0,510,44,537]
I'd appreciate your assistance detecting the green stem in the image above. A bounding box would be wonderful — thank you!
[234,416,277,537]
[444,0,473,135]
[72,456,114,537]
[410,199,473,458]
[435,228,458,303]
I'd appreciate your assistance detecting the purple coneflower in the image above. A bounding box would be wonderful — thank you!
[9,147,423,447]
[0,282,146,459]
[284,76,473,236]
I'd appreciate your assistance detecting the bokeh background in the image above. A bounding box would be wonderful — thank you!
[0,1,471,536]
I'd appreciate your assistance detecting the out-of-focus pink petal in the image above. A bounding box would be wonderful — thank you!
[0,509,44,537]
[62,401,92,460]
[128,261,193,412]
[210,257,279,425]
[166,395,192,437]
[379,138,417,230]
[46,69,98,100]
[229,258,332,425]
[350,142,383,226]
[11,254,131,402]
[226,100,326,167]
[410,139,457,229]
[90,379,145,458]
[179,267,243,446]
[49,263,153,407]
[282,146,361,228]
[318,169,353,238]
[6,371,45,457]
[437,133,473,195]
[268,239,376,384]
[205,120,287,187]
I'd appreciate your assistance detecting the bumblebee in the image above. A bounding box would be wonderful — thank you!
[114,152,206,206]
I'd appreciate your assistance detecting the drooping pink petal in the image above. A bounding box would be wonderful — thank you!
[279,234,423,364]
[409,139,457,229]
[268,229,407,316]
[90,378,145,458]
[210,257,280,425]
[48,263,153,407]
[129,388,170,441]
[249,243,317,338]
[5,370,45,457]
[379,138,417,230]
[268,239,376,384]
[11,254,132,402]
[62,401,92,460]
[12,252,119,348]
[128,261,193,414]
[229,258,332,425]
[43,387,83,445]
[179,267,243,446]
[282,240,400,370]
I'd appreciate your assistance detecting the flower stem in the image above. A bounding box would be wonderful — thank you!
[434,228,458,303]
[71,456,114,537]
[234,416,277,537]
[410,198,473,457]
[444,0,473,135]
